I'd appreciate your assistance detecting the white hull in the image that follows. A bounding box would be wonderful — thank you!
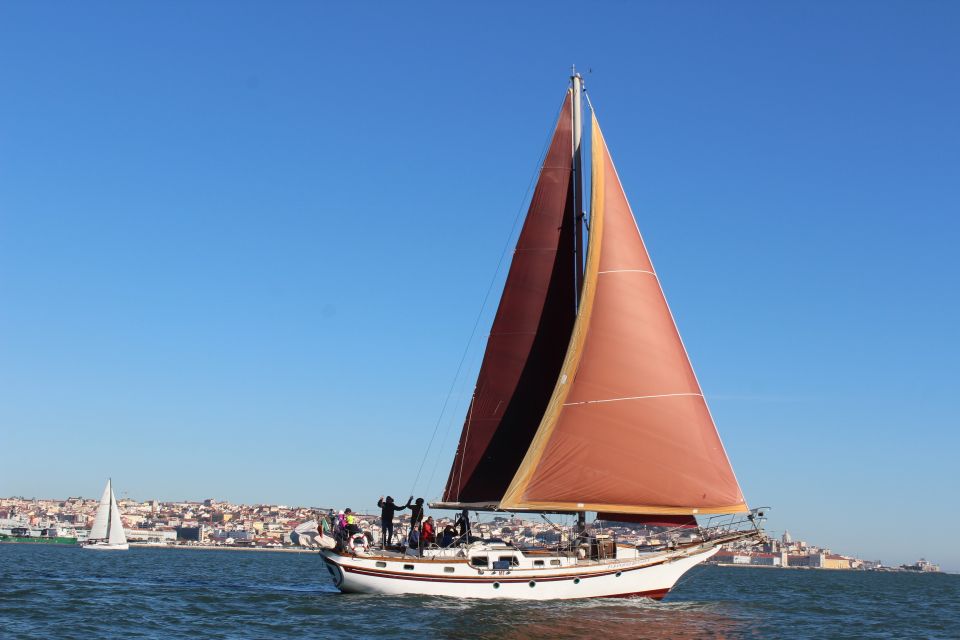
[84,542,129,551]
[321,545,718,600]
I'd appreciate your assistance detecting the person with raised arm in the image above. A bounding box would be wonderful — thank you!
[376,495,407,547]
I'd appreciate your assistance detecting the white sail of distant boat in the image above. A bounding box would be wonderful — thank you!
[84,478,129,551]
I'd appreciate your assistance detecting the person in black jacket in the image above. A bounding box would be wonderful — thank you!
[408,497,425,532]
[377,496,408,547]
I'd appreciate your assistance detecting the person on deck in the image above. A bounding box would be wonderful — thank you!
[421,516,436,546]
[408,497,425,531]
[345,508,361,535]
[439,525,455,547]
[333,510,347,548]
[319,510,333,536]
[377,495,407,547]
[454,510,469,538]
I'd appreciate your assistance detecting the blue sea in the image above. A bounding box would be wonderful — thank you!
[1,544,957,639]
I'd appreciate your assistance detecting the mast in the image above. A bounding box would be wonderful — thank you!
[571,67,585,306]
[571,67,586,530]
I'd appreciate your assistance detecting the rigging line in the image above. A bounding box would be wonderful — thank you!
[409,98,567,499]
[426,334,484,499]
[540,513,564,532]
[452,393,476,498]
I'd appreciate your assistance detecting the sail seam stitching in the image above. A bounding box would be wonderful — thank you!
[598,269,656,275]
[563,392,702,406]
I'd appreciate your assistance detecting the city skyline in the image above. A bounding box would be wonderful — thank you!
[2,3,959,573]
[0,488,947,573]
[4,493,940,574]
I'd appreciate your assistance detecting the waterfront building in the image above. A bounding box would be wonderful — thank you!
[900,559,941,572]
[126,529,177,544]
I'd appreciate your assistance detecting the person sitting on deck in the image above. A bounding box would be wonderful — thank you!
[407,527,420,549]
[377,495,408,547]
[439,525,455,548]
[421,516,436,546]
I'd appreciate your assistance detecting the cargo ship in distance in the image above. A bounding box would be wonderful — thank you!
[0,525,77,545]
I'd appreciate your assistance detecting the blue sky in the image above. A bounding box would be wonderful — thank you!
[1,2,958,570]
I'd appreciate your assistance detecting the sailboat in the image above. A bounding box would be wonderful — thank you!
[320,72,764,599]
[84,478,129,551]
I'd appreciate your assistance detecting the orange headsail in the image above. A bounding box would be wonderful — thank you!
[500,114,748,515]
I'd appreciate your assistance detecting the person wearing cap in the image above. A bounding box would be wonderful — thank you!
[377,495,407,547]
[332,510,348,548]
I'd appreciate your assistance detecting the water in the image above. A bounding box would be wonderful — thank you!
[1,545,957,639]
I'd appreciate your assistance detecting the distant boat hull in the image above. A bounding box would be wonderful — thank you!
[0,534,77,545]
[321,544,718,600]
[84,542,130,551]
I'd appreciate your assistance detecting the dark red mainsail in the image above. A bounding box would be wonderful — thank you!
[442,92,578,504]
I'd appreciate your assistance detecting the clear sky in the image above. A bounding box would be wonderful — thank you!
[2,2,958,570]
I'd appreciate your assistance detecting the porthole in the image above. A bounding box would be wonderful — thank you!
[529,580,536,588]
[615,571,622,577]
[403,564,414,571]
[375,562,387,568]
[443,567,455,573]
[493,582,500,589]
[573,577,581,585]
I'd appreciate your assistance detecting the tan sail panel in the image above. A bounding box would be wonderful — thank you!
[501,115,747,515]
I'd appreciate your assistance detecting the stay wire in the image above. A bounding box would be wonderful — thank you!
[409,99,567,500]
[425,320,485,497]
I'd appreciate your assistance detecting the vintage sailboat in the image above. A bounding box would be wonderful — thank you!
[320,72,764,599]
[84,478,129,551]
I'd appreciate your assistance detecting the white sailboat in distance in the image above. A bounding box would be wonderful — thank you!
[84,478,129,551]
